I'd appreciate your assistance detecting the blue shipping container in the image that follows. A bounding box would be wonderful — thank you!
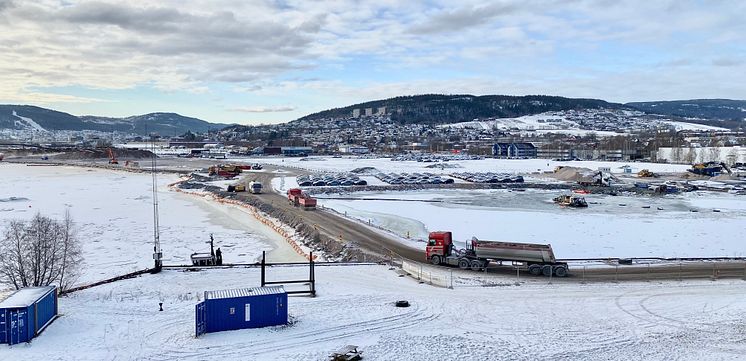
[0,285,58,345]
[196,286,287,336]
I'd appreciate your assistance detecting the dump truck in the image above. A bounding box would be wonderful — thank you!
[249,181,263,194]
[425,231,569,277]
[287,188,317,210]
[208,164,242,178]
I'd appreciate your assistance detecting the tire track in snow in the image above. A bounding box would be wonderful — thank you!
[148,302,439,360]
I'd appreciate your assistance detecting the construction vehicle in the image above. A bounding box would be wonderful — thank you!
[251,163,263,170]
[688,162,732,177]
[227,184,246,192]
[287,188,317,210]
[637,169,657,178]
[124,160,140,168]
[249,181,263,194]
[553,194,588,208]
[107,148,119,164]
[208,164,242,178]
[0,153,4,161]
[426,231,569,277]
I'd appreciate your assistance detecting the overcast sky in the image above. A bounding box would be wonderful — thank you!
[0,0,744,125]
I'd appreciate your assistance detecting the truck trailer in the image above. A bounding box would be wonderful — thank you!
[425,231,569,277]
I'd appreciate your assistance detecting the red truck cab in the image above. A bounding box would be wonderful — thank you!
[425,231,453,261]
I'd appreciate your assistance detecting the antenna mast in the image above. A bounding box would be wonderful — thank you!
[151,136,163,272]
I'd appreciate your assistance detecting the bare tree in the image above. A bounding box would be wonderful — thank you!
[0,212,82,290]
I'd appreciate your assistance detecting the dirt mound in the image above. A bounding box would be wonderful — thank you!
[53,148,154,160]
[551,166,596,182]
[350,167,378,174]
[425,163,463,169]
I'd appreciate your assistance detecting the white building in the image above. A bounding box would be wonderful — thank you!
[337,144,369,154]
[364,108,373,116]
[352,109,361,118]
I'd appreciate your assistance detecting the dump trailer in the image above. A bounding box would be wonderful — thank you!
[249,181,263,194]
[425,231,569,277]
[287,188,317,210]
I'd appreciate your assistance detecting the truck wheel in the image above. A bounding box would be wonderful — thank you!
[528,264,542,276]
[458,258,470,269]
[542,265,553,277]
[554,266,568,277]
[430,255,441,265]
[470,260,483,271]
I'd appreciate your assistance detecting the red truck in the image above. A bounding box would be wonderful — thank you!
[287,188,317,210]
[425,231,569,277]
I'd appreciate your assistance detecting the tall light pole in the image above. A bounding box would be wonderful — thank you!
[151,136,162,272]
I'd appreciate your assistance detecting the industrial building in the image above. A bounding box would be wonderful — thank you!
[492,142,537,158]
[0,286,58,345]
[195,286,288,337]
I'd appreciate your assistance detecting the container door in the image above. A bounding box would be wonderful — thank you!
[9,310,21,345]
[195,302,206,337]
[0,310,6,344]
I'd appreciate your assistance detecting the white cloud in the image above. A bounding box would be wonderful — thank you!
[0,0,743,114]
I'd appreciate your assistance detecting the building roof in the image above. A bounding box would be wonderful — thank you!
[205,286,286,300]
[0,286,55,308]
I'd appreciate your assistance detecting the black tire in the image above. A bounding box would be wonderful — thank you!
[542,265,553,277]
[528,264,542,276]
[430,255,441,265]
[458,258,470,269]
[554,266,568,277]
[470,260,483,271]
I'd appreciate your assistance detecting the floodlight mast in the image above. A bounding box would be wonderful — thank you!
[151,136,162,272]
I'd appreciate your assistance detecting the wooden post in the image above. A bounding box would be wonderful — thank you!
[261,251,266,287]
[310,252,316,297]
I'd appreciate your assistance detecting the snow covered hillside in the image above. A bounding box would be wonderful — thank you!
[439,109,729,135]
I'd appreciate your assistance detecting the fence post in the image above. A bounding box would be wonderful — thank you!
[614,265,619,283]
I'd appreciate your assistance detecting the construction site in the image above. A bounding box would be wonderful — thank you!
[1,152,745,360]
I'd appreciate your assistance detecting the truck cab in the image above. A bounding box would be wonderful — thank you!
[425,231,453,261]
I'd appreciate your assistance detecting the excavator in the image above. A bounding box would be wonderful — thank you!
[107,148,119,164]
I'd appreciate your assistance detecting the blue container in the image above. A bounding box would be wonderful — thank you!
[0,286,58,345]
[196,286,287,336]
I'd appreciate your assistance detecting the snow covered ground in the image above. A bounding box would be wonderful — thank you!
[317,189,746,258]
[235,156,692,175]
[2,265,745,360]
[2,162,746,360]
[0,163,302,286]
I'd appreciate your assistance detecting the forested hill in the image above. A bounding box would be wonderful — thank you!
[297,94,628,124]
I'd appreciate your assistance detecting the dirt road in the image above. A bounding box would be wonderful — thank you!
[239,168,423,262]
